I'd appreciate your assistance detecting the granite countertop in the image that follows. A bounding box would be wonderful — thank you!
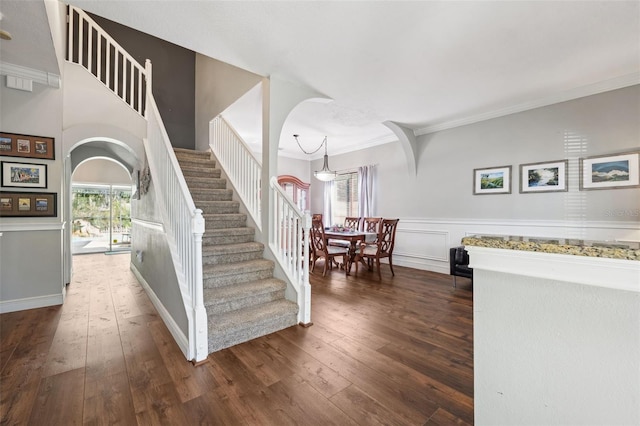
[461,235,640,261]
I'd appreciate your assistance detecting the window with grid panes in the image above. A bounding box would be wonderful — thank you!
[332,171,358,226]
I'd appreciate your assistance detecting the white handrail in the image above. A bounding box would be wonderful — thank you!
[210,115,262,230]
[270,177,312,324]
[67,5,147,116]
[145,92,208,362]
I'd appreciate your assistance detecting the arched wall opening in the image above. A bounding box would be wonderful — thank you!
[62,133,142,280]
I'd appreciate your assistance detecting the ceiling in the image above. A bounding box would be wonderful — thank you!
[2,1,639,159]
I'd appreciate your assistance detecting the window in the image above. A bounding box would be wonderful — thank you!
[332,171,358,225]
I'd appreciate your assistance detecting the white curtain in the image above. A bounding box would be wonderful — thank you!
[323,180,334,227]
[358,165,375,218]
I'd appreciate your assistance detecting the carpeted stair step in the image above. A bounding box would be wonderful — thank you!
[203,259,275,288]
[176,157,217,169]
[185,176,227,190]
[190,188,233,202]
[202,241,264,266]
[203,227,255,245]
[203,213,247,230]
[203,278,286,315]
[207,299,298,353]
[174,148,212,160]
[195,200,240,215]
[181,166,221,179]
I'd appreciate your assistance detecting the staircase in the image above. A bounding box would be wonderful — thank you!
[173,148,298,353]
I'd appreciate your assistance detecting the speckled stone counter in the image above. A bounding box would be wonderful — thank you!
[462,234,640,261]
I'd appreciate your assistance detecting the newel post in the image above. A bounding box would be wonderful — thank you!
[191,209,208,363]
[299,212,312,326]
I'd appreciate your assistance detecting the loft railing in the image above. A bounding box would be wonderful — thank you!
[67,5,146,116]
[209,116,311,324]
[67,5,208,362]
[210,115,262,230]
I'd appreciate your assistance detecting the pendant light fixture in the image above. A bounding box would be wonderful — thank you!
[293,134,337,182]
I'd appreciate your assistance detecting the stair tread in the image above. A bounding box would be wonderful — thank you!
[203,213,247,219]
[202,241,264,255]
[203,258,273,275]
[208,299,298,331]
[203,278,285,302]
[205,227,254,235]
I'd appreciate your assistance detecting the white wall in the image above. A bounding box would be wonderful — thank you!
[0,75,65,312]
[195,54,262,151]
[277,155,311,185]
[130,167,188,338]
[471,249,640,425]
[309,86,640,273]
[72,158,132,185]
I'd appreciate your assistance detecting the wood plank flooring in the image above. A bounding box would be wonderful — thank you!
[0,253,474,425]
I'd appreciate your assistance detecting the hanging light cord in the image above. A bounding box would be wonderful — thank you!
[293,134,327,155]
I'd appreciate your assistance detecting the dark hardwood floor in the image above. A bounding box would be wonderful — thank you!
[0,253,473,425]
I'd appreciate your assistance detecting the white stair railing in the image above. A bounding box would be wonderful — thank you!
[210,115,261,229]
[270,178,312,324]
[67,5,146,116]
[67,5,208,362]
[208,115,311,323]
[145,91,208,362]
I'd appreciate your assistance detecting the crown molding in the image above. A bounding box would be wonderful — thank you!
[0,62,61,89]
[414,73,640,136]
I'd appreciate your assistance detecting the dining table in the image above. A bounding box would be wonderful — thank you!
[323,229,377,275]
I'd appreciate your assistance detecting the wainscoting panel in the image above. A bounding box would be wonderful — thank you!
[394,228,449,261]
[391,217,640,276]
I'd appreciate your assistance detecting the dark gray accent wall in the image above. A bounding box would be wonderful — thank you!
[90,14,196,149]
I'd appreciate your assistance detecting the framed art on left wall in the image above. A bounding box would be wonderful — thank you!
[0,132,55,160]
[1,161,48,189]
[0,191,57,217]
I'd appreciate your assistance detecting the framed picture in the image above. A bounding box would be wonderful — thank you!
[0,132,55,160]
[473,165,511,195]
[0,191,57,217]
[519,160,568,193]
[580,151,640,190]
[1,161,47,189]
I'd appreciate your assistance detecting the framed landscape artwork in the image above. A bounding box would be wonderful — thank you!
[0,132,55,160]
[473,165,511,195]
[0,191,57,217]
[520,160,568,193]
[1,161,47,189]
[580,151,640,190]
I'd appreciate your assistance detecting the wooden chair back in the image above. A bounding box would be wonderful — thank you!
[344,217,362,231]
[378,219,399,255]
[363,217,382,234]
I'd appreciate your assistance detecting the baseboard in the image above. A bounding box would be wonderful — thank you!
[130,262,190,359]
[0,293,63,314]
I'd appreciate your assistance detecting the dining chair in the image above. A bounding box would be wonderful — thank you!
[344,217,362,231]
[309,214,323,265]
[310,218,349,276]
[363,217,382,233]
[355,218,399,280]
